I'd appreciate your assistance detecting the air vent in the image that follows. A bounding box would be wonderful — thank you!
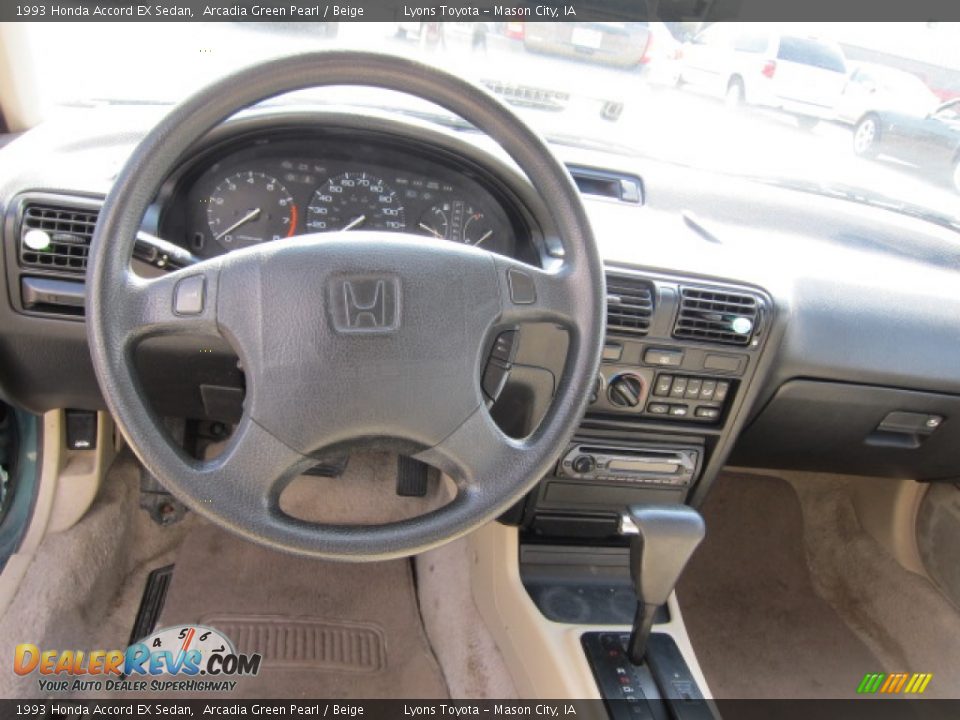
[18,203,97,274]
[673,286,760,346]
[606,274,654,336]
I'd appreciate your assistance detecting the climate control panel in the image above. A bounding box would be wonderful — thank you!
[646,373,731,422]
[587,344,739,425]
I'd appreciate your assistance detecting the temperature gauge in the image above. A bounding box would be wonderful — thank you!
[461,207,494,247]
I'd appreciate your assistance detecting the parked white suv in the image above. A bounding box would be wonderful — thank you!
[678,25,848,127]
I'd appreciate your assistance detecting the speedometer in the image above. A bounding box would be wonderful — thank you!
[207,171,297,249]
[305,172,406,233]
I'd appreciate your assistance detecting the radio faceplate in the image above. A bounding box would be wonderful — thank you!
[557,444,699,488]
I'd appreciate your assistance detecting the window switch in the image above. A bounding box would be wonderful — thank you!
[65,410,97,450]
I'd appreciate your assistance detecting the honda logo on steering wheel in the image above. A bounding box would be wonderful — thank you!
[332,276,401,334]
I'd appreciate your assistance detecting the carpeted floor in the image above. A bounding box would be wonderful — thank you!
[11,444,959,702]
[153,523,449,699]
[786,471,960,699]
[678,472,883,699]
[0,453,194,699]
[0,450,514,699]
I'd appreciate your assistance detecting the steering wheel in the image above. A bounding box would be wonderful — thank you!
[86,52,605,560]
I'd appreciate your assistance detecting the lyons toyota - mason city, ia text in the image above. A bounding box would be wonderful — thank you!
[403,4,576,17]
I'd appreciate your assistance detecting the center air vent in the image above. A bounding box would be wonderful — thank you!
[673,286,760,346]
[606,274,654,336]
[19,203,98,274]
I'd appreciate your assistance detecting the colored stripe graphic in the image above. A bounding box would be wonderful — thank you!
[918,674,933,693]
[857,673,885,693]
[858,672,933,694]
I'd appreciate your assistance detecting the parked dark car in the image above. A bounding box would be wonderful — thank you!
[852,99,960,193]
[522,22,655,69]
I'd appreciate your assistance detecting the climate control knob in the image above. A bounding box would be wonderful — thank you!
[572,455,596,474]
[608,373,645,408]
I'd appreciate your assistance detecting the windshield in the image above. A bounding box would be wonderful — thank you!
[13,21,960,222]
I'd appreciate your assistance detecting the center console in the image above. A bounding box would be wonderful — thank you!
[506,268,776,714]
[514,268,774,542]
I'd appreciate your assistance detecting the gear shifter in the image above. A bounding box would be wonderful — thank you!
[623,504,705,665]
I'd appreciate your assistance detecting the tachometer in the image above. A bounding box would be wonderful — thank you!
[305,172,406,232]
[207,171,297,249]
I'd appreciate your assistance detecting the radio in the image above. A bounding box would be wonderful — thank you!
[557,445,698,488]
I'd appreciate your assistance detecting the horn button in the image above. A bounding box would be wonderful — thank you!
[216,232,502,456]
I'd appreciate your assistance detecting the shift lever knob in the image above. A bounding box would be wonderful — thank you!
[624,504,705,664]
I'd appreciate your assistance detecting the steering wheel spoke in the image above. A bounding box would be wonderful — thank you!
[494,255,579,330]
[117,262,222,345]
[415,405,527,491]
[194,418,314,521]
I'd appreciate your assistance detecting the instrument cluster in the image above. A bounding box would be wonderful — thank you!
[161,135,525,259]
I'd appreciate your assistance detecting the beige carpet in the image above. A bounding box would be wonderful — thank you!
[416,537,519,699]
[786,471,960,698]
[678,472,882,698]
[0,452,194,699]
[0,446,515,700]
[155,523,448,699]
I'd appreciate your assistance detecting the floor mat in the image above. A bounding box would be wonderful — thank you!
[155,523,448,699]
[678,473,881,699]
[788,472,960,698]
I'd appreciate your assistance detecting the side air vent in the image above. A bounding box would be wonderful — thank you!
[18,203,97,274]
[606,274,654,336]
[673,286,760,346]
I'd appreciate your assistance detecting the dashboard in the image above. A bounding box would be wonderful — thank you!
[158,132,530,261]
[4,105,960,522]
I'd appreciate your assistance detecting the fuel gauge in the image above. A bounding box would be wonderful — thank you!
[418,204,450,240]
